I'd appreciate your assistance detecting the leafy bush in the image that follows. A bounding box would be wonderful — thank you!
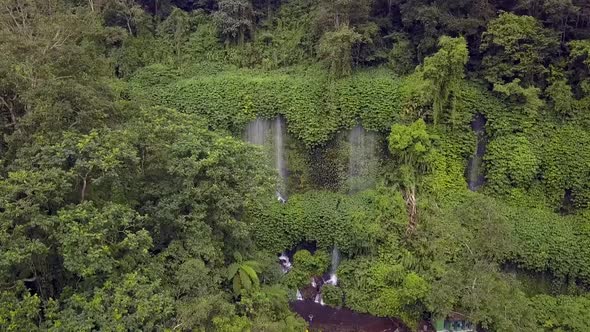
[485,135,539,194]
[531,295,590,332]
[322,284,344,307]
[249,190,401,255]
[130,69,407,145]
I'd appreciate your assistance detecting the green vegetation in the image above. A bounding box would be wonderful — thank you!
[2,0,590,331]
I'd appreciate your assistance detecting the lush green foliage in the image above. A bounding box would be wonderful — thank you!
[421,36,468,125]
[131,68,406,145]
[2,0,590,331]
[389,119,436,172]
[250,190,404,255]
[531,295,590,331]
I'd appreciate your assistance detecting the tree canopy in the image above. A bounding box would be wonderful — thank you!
[2,0,590,331]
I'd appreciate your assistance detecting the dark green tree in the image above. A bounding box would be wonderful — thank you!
[318,25,361,77]
[481,12,559,87]
[213,0,254,45]
[388,119,436,233]
[421,36,469,125]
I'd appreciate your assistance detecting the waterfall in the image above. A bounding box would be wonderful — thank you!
[245,116,288,202]
[467,113,487,191]
[296,289,303,301]
[274,116,287,199]
[348,124,378,193]
[314,293,324,305]
[245,118,271,146]
[278,252,292,273]
[325,246,340,286]
[325,274,338,286]
[330,246,340,274]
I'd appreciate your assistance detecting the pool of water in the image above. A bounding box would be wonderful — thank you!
[290,300,410,332]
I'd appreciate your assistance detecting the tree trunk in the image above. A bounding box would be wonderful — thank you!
[388,0,393,17]
[404,186,417,235]
[0,97,17,129]
[126,15,133,35]
[80,174,89,202]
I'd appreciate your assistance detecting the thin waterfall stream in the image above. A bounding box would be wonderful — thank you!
[347,124,378,193]
[324,246,340,286]
[275,116,287,201]
[467,113,487,191]
[245,116,288,201]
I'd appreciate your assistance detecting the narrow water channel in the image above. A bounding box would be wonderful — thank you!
[467,113,487,191]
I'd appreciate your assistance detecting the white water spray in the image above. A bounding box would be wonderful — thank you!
[314,293,325,305]
[325,274,338,286]
[278,252,292,273]
[245,116,288,201]
[324,246,340,286]
[296,289,303,301]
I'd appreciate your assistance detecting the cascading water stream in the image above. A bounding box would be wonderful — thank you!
[314,292,325,306]
[279,252,292,273]
[466,113,487,191]
[245,118,270,146]
[325,246,340,286]
[274,116,287,201]
[245,116,288,202]
[348,124,378,193]
[330,246,340,274]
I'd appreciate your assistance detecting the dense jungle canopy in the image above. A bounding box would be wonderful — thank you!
[1,0,590,331]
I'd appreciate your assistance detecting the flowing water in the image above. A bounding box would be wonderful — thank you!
[330,246,340,274]
[467,113,487,191]
[347,124,378,193]
[325,246,340,285]
[290,300,409,332]
[245,116,288,200]
[285,245,419,331]
[296,289,304,301]
[255,121,410,330]
[275,116,287,198]
[279,252,292,273]
[314,293,322,304]
[245,118,271,146]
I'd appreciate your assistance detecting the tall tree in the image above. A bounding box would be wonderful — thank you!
[481,12,559,87]
[156,7,192,64]
[316,0,373,30]
[318,25,361,77]
[388,119,436,234]
[213,0,254,45]
[421,36,468,125]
